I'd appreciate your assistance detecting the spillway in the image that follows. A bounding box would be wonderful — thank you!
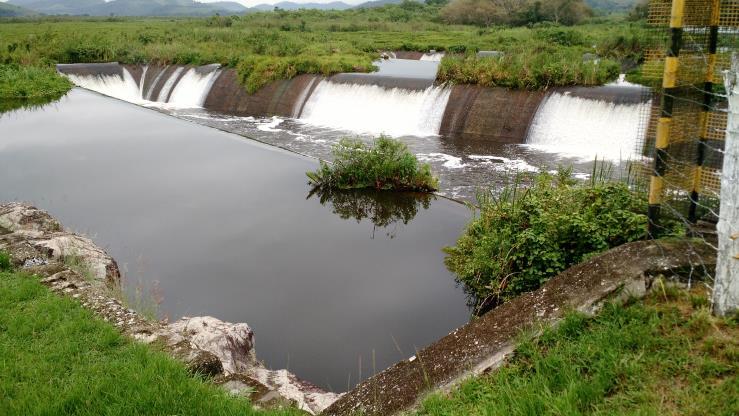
[57,63,221,109]
[525,90,650,162]
[299,80,451,137]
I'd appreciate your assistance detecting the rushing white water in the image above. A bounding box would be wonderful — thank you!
[145,65,169,101]
[156,67,185,102]
[525,92,649,162]
[299,80,451,137]
[420,53,445,62]
[63,64,220,109]
[167,68,221,108]
[65,68,143,103]
[291,76,319,118]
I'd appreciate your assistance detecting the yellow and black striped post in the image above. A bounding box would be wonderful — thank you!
[648,0,685,236]
[688,0,721,223]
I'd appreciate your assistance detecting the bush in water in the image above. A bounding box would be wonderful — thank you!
[307,136,439,192]
[444,169,648,314]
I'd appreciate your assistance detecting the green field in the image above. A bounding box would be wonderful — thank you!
[0,5,647,100]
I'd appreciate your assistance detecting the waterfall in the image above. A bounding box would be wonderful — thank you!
[167,67,222,108]
[420,53,445,62]
[157,67,185,103]
[62,64,221,108]
[64,68,142,103]
[292,76,319,118]
[525,92,649,162]
[139,65,148,99]
[299,80,452,137]
[145,66,169,101]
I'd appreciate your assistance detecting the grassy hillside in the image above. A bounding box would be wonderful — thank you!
[418,285,738,415]
[0,2,37,17]
[0,266,303,416]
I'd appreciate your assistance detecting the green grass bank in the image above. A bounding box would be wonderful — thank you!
[0,268,302,416]
[418,286,738,415]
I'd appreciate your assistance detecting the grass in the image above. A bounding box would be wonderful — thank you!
[444,169,649,314]
[0,10,648,92]
[418,286,739,415]
[0,267,302,416]
[0,64,72,112]
[307,136,439,192]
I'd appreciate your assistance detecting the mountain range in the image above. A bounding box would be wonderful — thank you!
[3,0,639,17]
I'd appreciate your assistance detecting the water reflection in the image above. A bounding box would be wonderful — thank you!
[308,187,434,239]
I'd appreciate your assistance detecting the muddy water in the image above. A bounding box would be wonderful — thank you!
[0,89,471,391]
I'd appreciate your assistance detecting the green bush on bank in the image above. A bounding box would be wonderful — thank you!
[437,49,620,89]
[307,137,439,192]
[444,170,647,313]
[0,64,71,108]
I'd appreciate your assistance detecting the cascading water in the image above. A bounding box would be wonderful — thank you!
[420,53,445,62]
[62,64,221,109]
[64,68,142,103]
[299,80,451,137]
[156,67,185,102]
[167,67,222,108]
[525,91,650,162]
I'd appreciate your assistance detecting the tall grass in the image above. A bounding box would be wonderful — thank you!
[307,136,439,192]
[418,288,738,415]
[0,269,302,415]
[0,12,649,92]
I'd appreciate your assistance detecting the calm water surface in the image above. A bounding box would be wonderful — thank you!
[0,89,471,391]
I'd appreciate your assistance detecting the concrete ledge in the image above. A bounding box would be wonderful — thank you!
[323,239,716,415]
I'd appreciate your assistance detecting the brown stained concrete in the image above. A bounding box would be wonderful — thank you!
[323,239,716,416]
[439,85,545,144]
[204,70,320,117]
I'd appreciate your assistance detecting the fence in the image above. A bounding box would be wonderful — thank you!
[632,0,738,236]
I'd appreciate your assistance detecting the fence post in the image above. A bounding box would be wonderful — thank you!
[688,0,721,223]
[648,0,685,236]
[713,55,739,316]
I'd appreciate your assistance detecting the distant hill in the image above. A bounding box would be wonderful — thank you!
[8,0,105,15]
[585,0,639,12]
[7,0,248,16]
[0,2,38,16]
[251,1,353,11]
[354,0,403,8]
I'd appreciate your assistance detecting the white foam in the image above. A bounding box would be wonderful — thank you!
[299,81,451,137]
[525,92,649,162]
[420,53,445,62]
[468,155,539,172]
[156,67,185,102]
[417,153,466,169]
[256,116,286,132]
[166,68,221,108]
[64,68,143,103]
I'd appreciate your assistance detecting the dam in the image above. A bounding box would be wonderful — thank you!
[57,61,650,200]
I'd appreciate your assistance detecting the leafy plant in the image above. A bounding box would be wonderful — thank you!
[0,251,11,271]
[444,169,648,314]
[307,136,439,192]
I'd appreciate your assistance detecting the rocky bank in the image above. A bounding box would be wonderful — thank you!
[0,202,340,414]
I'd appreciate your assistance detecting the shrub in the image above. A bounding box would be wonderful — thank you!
[444,169,648,314]
[0,251,10,271]
[306,136,439,192]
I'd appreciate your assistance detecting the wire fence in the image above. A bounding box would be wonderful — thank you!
[631,0,738,238]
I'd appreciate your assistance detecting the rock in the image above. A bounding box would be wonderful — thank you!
[0,202,340,415]
[168,316,256,374]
